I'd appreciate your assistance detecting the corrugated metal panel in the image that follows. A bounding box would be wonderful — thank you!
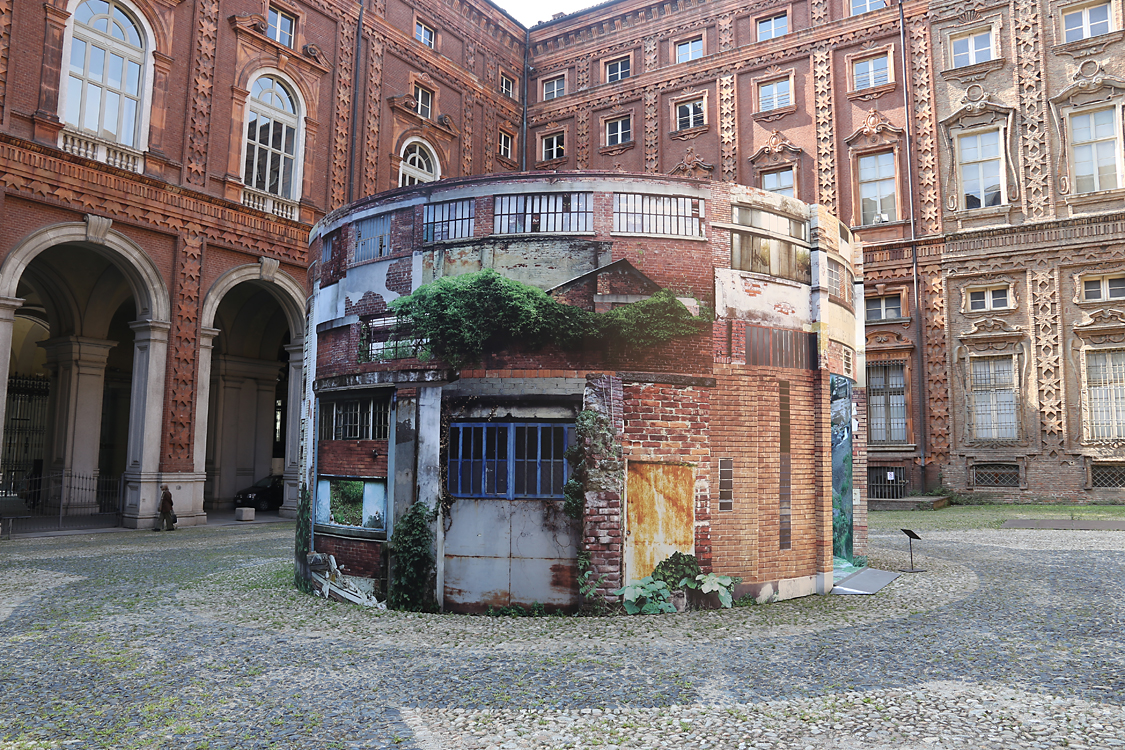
[745,325,817,370]
[624,462,695,581]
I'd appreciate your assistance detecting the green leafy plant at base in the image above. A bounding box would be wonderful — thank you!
[650,551,702,590]
[679,572,738,608]
[387,501,437,612]
[577,551,610,614]
[390,269,709,368]
[613,576,676,614]
[294,485,313,594]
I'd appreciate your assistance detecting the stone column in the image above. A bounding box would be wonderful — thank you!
[211,355,283,508]
[416,385,443,608]
[280,342,304,518]
[0,297,26,448]
[121,320,170,528]
[40,337,116,477]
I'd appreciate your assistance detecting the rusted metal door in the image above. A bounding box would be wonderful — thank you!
[624,461,695,582]
[443,498,579,613]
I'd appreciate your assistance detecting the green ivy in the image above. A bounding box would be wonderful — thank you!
[387,501,437,612]
[293,485,313,594]
[389,269,708,368]
[650,551,701,590]
[561,409,620,520]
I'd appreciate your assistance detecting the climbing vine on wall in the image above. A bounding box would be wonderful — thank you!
[294,485,313,594]
[389,269,708,368]
[563,409,622,519]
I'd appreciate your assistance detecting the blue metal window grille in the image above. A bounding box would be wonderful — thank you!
[447,422,574,498]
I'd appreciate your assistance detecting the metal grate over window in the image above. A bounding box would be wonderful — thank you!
[868,362,907,444]
[718,458,734,511]
[1091,463,1125,488]
[973,463,1019,487]
[613,194,704,236]
[447,422,575,499]
[355,214,391,262]
[319,398,391,442]
[971,356,1018,440]
[423,199,475,243]
[493,193,592,234]
[868,465,908,499]
[1086,349,1125,440]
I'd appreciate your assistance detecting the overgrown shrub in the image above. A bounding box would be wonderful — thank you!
[650,551,702,590]
[387,501,436,612]
[614,576,675,615]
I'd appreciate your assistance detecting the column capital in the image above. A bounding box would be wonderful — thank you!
[128,319,172,343]
[39,336,116,367]
[0,297,25,319]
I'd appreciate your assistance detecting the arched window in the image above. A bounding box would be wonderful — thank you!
[399,141,439,186]
[243,75,302,200]
[64,0,146,147]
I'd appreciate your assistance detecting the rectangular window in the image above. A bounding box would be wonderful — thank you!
[758,13,788,40]
[973,463,1020,487]
[606,57,631,82]
[320,398,391,441]
[730,207,811,284]
[498,130,513,159]
[1071,109,1119,194]
[267,7,296,47]
[494,193,593,234]
[676,99,705,130]
[1064,2,1112,42]
[355,214,391,262]
[971,356,1018,440]
[827,258,854,305]
[500,73,515,98]
[321,234,333,264]
[758,79,791,111]
[868,362,908,444]
[968,286,1009,311]
[316,477,387,531]
[447,422,574,499]
[866,294,902,321]
[606,116,632,146]
[779,381,791,550]
[613,194,704,236]
[853,54,891,90]
[858,151,897,224]
[952,30,992,67]
[960,130,1003,209]
[414,84,433,119]
[541,132,565,161]
[676,37,703,63]
[1087,349,1125,439]
[868,465,909,498]
[762,168,795,197]
[718,458,734,512]
[1091,463,1125,487]
[423,199,475,243]
[415,21,435,48]
[1083,275,1125,300]
[852,0,885,14]
[543,76,565,100]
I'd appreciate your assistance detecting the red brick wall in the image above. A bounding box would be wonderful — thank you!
[314,534,382,579]
[318,440,390,477]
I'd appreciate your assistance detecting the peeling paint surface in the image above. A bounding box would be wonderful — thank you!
[624,462,695,582]
[715,268,811,329]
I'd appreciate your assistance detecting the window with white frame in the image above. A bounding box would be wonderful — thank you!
[676,99,705,130]
[413,84,433,119]
[243,75,301,199]
[321,233,333,263]
[541,132,564,161]
[828,258,854,305]
[498,130,513,159]
[758,13,788,40]
[1071,108,1119,193]
[960,130,1003,209]
[858,151,897,224]
[415,20,435,48]
[866,294,902,321]
[868,362,907,443]
[267,7,295,47]
[606,57,630,82]
[494,193,593,234]
[1063,2,1112,42]
[952,29,992,67]
[676,37,703,63]
[500,73,515,98]
[853,54,891,90]
[971,356,1018,440]
[1086,349,1125,439]
[758,79,791,111]
[1083,274,1125,300]
[355,214,392,261]
[423,199,475,243]
[543,76,564,100]
[399,141,437,186]
[319,397,391,441]
[762,167,795,197]
[606,116,631,146]
[968,285,1009,311]
[64,0,148,148]
[613,194,704,236]
[852,0,886,14]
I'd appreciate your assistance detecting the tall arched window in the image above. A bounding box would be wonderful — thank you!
[243,75,302,200]
[399,141,439,186]
[64,0,146,147]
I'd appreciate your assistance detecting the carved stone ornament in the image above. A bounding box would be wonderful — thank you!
[84,214,112,244]
[668,146,715,179]
[259,256,280,282]
[1074,308,1125,339]
[960,317,1024,342]
[1048,61,1125,195]
[303,43,326,64]
[865,329,913,348]
[749,130,803,169]
[844,109,904,147]
[228,13,267,34]
[939,92,1020,209]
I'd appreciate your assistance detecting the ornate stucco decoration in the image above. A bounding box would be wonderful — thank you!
[844,109,904,148]
[84,214,112,244]
[748,130,803,172]
[668,147,715,179]
[1048,61,1125,195]
[259,256,280,282]
[1073,308,1125,343]
[939,87,1020,210]
[958,317,1025,347]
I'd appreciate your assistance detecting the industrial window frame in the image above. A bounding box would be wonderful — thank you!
[446,422,575,499]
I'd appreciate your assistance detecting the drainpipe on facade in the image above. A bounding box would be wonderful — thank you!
[310,398,319,561]
[347,0,366,204]
[520,27,530,171]
[899,0,929,490]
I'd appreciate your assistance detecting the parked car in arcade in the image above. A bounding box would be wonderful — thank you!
[233,476,284,511]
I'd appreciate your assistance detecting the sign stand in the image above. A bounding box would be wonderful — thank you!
[899,528,925,573]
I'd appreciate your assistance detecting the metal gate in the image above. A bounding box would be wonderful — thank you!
[443,498,580,613]
[0,472,122,536]
[624,461,695,582]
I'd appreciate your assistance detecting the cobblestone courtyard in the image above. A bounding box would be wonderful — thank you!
[1,515,1122,749]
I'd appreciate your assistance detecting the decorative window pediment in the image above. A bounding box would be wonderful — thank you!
[939,89,1021,209]
[958,317,1025,348]
[844,109,903,149]
[1074,307,1125,341]
[1049,61,1125,195]
[749,130,802,170]
[668,146,715,179]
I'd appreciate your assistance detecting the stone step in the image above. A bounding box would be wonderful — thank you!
[868,496,951,512]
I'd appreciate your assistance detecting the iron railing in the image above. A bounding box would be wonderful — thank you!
[868,465,910,499]
[0,471,122,535]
